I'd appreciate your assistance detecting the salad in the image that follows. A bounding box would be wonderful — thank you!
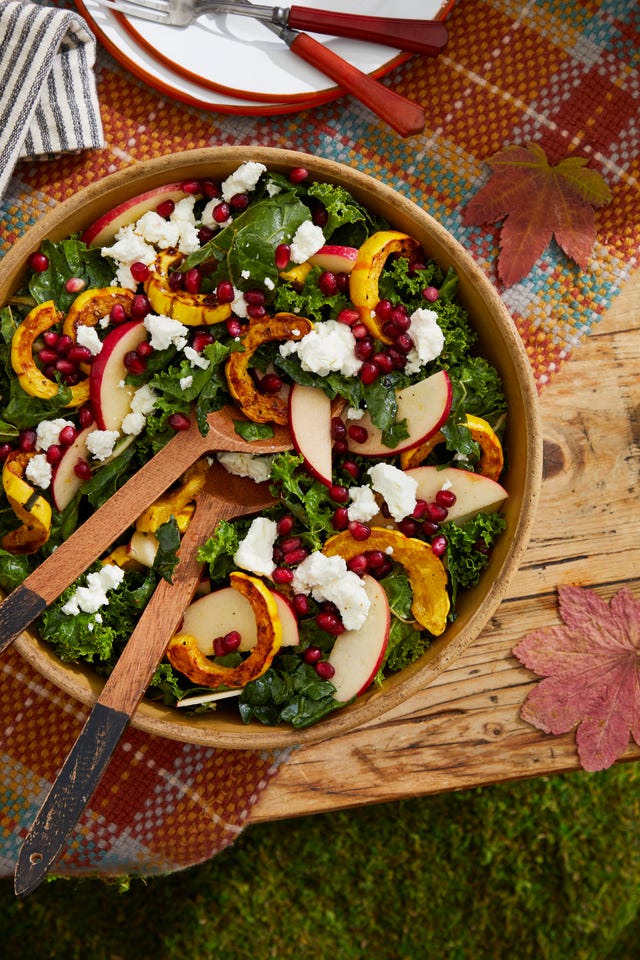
[0,160,508,729]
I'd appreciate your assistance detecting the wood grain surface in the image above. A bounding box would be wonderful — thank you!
[250,271,640,822]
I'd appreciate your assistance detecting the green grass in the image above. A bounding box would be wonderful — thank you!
[2,764,640,960]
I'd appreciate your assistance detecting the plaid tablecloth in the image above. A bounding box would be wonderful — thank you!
[1,0,638,880]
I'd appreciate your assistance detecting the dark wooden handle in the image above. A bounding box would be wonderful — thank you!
[288,8,448,55]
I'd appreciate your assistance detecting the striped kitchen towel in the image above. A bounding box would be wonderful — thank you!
[0,0,103,198]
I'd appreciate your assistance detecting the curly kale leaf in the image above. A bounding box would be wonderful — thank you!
[269,452,335,548]
[239,654,340,728]
[443,511,507,607]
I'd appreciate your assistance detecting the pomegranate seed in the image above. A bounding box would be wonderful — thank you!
[312,205,328,228]
[411,499,429,520]
[283,547,308,566]
[156,199,175,218]
[348,520,371,541]
[395,333,414,355]
[333,439,348,456]
[230,192,249,211]
[292,594,310,618]
[59,425,77,447]
[409,259,427,273]
[65,277,86,294]
[398,517,420,537]
[181,179,201,195]
[68,345,92,364]
[217,280,234,303]
[422,286,439,302]
[347,553,368,575]
[315,660,336,680]
[247,304,267,321]
[56,358,76,377]
[168,271,184,291]
[131,294,151,319]
[29,251,49,272]
[303,645,323,664]
[259,373,282,394]
[56,335,73,355]
[426,502,449,523]
[42,330,59,347]
[277,515,295,537]
[226,318,242,338]
[347,424,368,444]
[431,534,448,557]
[184,267,202,294]
[38,347,58,365]
[212,202,231,223]
[318,271,337,297]
[64,373,80,386]
[123,351,146,376]
[201,179,220,198]
[330,418,346,441]
[387,348,407,370]
[436,488,457,508]
[422,520,440,537]
[351,322,368,340]
[289,166,308,184]
[336,273,350,293]
[341,460,360,480]
[280,536,302,554]
[374,299,393,322]
[74,459,92,480]
[198,226,215,245]
[359,362,379,385]
[337,308,360,327]
[391,306,410,331]
[332,507,349,531]
[43,364,57,379]
[244,289,265,306]
[0,443,13,462]
[273,567,295,585]
[365,550,386,570]
[192,331,214,352]
[354,337,374,362]
[130,261,150,283]
[110,302,127,324]
[373,352,394,374]
[136,341,154,359]
[78,405,94,428]
[382,321,400,340]
[45,444,63,465]
[169,412,191,431]
[330,484,349,504]
[275,243,291,270]
[315,611,343,636]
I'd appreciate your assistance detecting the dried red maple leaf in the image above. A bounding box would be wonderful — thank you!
[512,585,640,772]
[462,142,612,287]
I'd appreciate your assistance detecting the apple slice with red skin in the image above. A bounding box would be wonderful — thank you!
[328,575,390,702]
[89,319,148,430]
[181,584,299,653]
[51,425,93,511]
[405,465,508,523]
[346,369,452,457]
[309,245,359,274]
[81,184,196,247]
[288,382,333,486]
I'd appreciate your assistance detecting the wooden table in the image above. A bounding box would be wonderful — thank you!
[251,272,640,822]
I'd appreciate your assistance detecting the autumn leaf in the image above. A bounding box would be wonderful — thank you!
[512,585,640,772]
[462,142,612,287]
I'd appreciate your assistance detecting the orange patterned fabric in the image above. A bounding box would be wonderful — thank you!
[0,0,638,878]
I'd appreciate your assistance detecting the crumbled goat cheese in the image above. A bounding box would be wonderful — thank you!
[264,276,275,290]
[292,552,370,631]
[347,485,379,523]
[75,324,103,356]
[121,384,157,437]
[367,462,418,522]
[233,517,278,577]
[101,225,157,289]
[403,308,445,375]
[25,453,52,490]
[61,564,125,616]
[134,210,180,250]
[266,180,282,196]
[221,161,267,201]
[35,418,74,451]
[231,286,249,319]
[86,429,119,461]
[241,269,251,279]
[144,313,188,351]
[183,344,210,369]
[121,411,146,436]
[217,451,276,485]
[346,406,365,420]
[289,220,325,263]
[180,375,194,390]
[279,320,362,378]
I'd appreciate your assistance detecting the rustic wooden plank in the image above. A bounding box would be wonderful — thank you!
[250,272,640,823]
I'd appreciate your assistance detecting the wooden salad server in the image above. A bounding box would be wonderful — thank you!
[14,462,276,897]
[0,405,290,655]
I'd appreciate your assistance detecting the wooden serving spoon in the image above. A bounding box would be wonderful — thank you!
[14,461,277,897]
[0,405,291,654]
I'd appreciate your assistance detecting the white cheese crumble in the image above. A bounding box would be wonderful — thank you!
[25,453,52,490]
[86,429,119,461]
[279,319,362,378]
[367,462,418,522]
[143,313,188,351]
[221,161,267,201]
[347,485,379,523]
[291,552,370,631]
[180,375,194,390]
[217,451,276,485]
[121,384,157,437]
[101,226,157,289]
[233,517,278,577]
[404,308,445,375]
[289,220,325,264]
[75,324,103,356]
[183,344,210,370]
[231,286,249,319]
[61,564,125,616]
[35,418,74,451]
[346,406,365,420]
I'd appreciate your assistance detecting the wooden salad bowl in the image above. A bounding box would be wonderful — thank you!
[0,147,542,748]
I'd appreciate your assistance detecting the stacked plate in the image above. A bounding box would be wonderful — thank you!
[76,0,452,114]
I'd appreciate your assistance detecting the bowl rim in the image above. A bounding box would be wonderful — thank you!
[3,147,542,749]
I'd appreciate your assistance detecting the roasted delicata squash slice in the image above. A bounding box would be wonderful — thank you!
[1,452,52,554]
[166,572,282,688]
[135,459,209,533]
[11,300,89,406]
[144,249,232,326]
[400,413,504,481]
[62,287,135,340]
[323,526,450,636]
[225,312,313,425]
[349,231,421,343]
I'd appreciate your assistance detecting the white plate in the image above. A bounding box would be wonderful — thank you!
[79,0,451,109]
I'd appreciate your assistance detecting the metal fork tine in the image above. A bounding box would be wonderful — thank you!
[92,0,173,17]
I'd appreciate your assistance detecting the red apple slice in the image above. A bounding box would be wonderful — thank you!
[51,425,93,511]
[309,245,359,274]
[81,184,195,247]
[89,320,148,430]
[406,465,508,523]
[288,382,333,486]
[181,584,299,654]
[346,369,452,457]
[328,575,390,702]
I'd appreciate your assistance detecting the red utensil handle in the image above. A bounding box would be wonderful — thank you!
[289,32,425,137]
[289,7,449,56]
